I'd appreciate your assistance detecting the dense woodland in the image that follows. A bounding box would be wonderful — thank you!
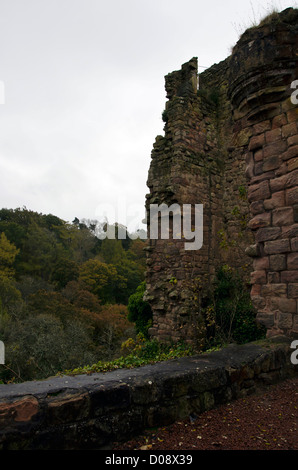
[0,207,266,384]
[0,207,149,382]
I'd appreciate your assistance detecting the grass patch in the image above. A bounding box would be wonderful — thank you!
[59,335,196,377]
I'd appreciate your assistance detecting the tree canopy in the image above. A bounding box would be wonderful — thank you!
[0,207,147,382]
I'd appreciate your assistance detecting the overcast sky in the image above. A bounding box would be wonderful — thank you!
[0,0,297,231]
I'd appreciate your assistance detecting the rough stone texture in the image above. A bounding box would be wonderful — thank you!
[145,8,298,343]
[0,339,296,450]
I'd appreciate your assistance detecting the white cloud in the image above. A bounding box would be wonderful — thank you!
[0,0,297,224]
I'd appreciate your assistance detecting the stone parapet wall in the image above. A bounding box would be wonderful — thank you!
[0,339,296,449]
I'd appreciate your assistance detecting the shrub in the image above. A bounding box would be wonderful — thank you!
[203,265,266,347]
[61,335,194,377]
[127,282,152,337]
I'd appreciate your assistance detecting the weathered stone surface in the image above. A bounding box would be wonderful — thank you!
[249,134,265,151]
[47,391,90,425]
[0,340,296,450]
[248,181,270,202]
[277,313,293,329]
[281,271,298,283]
[291,237,298,251]
[255,227,281,242]
[264,239,291,255]
[272,207,294,226]
[269,254,286,271]
[245,244,261,257]
[288,284,298,298]
[261,283,287,297]
[281,145,298,161]
[0,396,39,427]
[248,212,271,230]
[263,191,285,210]
[271,297,297,313]
[286,187,298,206]
[250,270,266,285]
[145,8,298,343]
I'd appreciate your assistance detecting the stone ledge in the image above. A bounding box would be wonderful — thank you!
[0,338,296,449]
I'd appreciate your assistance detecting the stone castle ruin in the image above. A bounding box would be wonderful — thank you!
[144,8,298,345]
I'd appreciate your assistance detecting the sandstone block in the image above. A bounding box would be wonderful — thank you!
[249,134,265,151]
[261,283,287,297]
[263,155,280,172]
[272,207,293,226]
[253,120,271,134]
[269,254,286,271]
[250,270,266,284]
[282,224,298,238]
[288,157,298,172]
[277,313,293,329]
[286,187,298,205]
[250,171,275,185]
[282,122,297,137]
[248,180,270,202]
[245,244,261,257]
[288,135,298,147]
[285,169,298,189]
[250,284,261,296]
[287,108,298,124]
[251,295,266,310]
[293,315,298,332]
[265,128,281,144]
[294,205,298,223]
[250,200,264,215]
[255,227,281,242]
[268,272,280,283]
[254,149,263,161]
[275,161,288,176]
[263,190,285,210]
[264,239,290,254]
[281,271,298,283]
[287,252,298,270]
[272,297,297,313]
[255,161,264,175]
[281,145,298,161]
[263,140,287,159]
[270,169,298,192]
[256,312,275,328]
[248,212,271,230]
[253,256,269,270]
[291,237,298,251]
[272,114,287,129]
[288,283,298,298]
[0,396,39,427]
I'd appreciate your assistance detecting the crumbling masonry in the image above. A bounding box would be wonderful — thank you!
[144,8,298,344]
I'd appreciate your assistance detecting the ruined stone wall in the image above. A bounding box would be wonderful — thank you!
[145,8,298,344]
[228,8,298,337]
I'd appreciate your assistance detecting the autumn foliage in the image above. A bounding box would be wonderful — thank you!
[0,208,146,382]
